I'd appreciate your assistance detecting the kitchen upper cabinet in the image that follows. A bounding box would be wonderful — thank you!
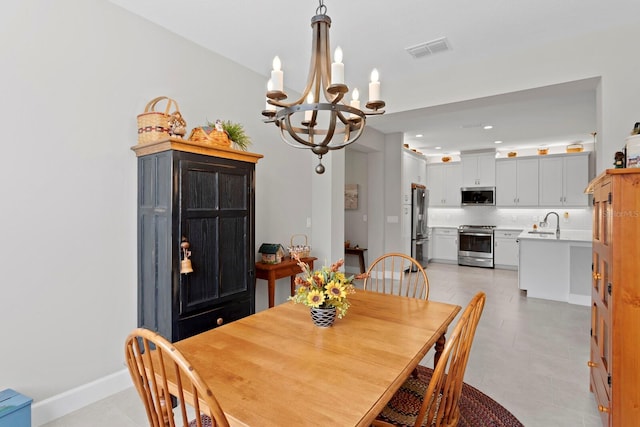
[539,153,590,207]
[496,158,539,206]
[402,150,427,204]
[461,152,496,187]
[427,163,461,207]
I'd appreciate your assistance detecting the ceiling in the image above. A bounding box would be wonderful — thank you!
[111,0,640,157]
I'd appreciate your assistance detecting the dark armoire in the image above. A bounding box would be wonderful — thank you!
[132,139,262,342]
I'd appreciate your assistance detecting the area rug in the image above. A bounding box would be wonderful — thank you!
[376,365,524,427]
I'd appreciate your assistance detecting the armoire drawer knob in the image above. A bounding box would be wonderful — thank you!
[592,272,602,280]
[217,318,224,326]
[587,361,597,367]
[598,405,610,413]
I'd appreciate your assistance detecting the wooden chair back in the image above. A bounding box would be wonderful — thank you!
[363,252,429,300]
[124,328,230,427]
[414,292,486,427]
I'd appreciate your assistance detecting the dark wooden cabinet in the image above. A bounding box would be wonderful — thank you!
[133,139,262,342]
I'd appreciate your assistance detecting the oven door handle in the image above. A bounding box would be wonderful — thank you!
[459,232,492,237]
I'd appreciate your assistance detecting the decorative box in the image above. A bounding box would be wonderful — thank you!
[626,134,640,168]
[566,143,584,153]
[259,243,285,264]
[0,389,32,427]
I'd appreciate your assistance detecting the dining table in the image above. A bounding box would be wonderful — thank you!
[171,290,461,427]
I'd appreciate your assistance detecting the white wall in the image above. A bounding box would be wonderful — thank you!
[344,149,368,273]
[386,23,640,173]
[0,0,318,418]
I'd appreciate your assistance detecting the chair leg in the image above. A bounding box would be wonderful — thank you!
[159,389,172,426]
[434,329,447,368]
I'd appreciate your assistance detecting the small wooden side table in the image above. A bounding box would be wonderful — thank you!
[345,247,367,273]
[255,256,317,308]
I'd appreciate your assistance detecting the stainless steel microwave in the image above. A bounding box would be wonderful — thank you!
[461,187,496,206]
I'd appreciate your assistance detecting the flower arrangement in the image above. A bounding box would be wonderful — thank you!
[289,253,362,318]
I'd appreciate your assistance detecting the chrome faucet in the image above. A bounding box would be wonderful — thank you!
[540,212,560,238]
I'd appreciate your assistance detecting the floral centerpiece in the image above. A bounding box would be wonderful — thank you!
[289,253,366,322]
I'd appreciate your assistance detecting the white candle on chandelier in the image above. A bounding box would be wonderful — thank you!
[271,56,283,92]
[350,88,360,118]
[265,79,276,111]
[369,68,380,101]
[305,92,314,122]
[331,46,344,85]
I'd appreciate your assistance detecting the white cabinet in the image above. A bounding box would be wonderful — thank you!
[461,153,495,187]
[518,234,591,304]
[402,150,427,204]
[495,158,539,206]
[427,163,461,207]
[432,227,458,262]
[539,153,590,207]
[494,229,521,269]
[401,204,412,255]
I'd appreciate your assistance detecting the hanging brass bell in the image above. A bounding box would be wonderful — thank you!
[180,237,194,274]
[180,258,193,274]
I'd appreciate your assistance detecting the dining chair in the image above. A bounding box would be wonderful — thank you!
[373,292,486,427]
[125,328,230,427]
[363,252,429,300]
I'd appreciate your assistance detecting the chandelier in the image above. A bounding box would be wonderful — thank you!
[262,0,386,174]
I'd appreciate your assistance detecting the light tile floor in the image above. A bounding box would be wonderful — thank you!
[42,263,602,427]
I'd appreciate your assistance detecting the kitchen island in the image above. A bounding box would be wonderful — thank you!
[517,229,592,305]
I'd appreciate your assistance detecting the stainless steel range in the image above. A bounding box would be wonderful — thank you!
[458,225,495,268]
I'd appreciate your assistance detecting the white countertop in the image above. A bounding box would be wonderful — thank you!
[517,229,592,243]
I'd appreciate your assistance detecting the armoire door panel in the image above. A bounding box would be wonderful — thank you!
[180,217,220,314]
[185,168,219,210]
[219,215,249,297]
[219,171,248,210]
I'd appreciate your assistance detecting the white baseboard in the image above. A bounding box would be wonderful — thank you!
[568,293,591,306]
[31,369,131,426]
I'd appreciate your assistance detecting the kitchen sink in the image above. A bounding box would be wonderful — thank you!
[528,231,556,235]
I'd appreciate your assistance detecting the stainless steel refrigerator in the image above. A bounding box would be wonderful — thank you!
[411,185,429,268]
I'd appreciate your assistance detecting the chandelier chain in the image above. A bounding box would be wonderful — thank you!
[316,0,327,16]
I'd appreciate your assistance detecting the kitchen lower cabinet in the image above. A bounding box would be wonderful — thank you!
[493,229,521,269]
[587,169,640,426]
[132,140,262,342]
[431,227,458,263]
[517,232,591,304]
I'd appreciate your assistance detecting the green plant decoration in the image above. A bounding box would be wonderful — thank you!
[208,120,252,151]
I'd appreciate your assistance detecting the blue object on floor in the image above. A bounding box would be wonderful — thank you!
[0,389,32,427]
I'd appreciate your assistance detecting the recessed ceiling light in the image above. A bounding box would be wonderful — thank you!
[435,146,442,150]
[494,140,503,144]
[416,134,423,138]
[483,125,493,130]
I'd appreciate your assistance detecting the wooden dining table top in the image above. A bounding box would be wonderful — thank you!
[173,290,461,427]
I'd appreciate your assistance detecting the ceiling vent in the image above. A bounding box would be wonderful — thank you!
[405,37,451,59]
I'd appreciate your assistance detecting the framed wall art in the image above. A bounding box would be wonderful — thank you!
[345,184,358,210]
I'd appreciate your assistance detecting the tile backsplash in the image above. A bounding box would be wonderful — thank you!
[428,206,592,230]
